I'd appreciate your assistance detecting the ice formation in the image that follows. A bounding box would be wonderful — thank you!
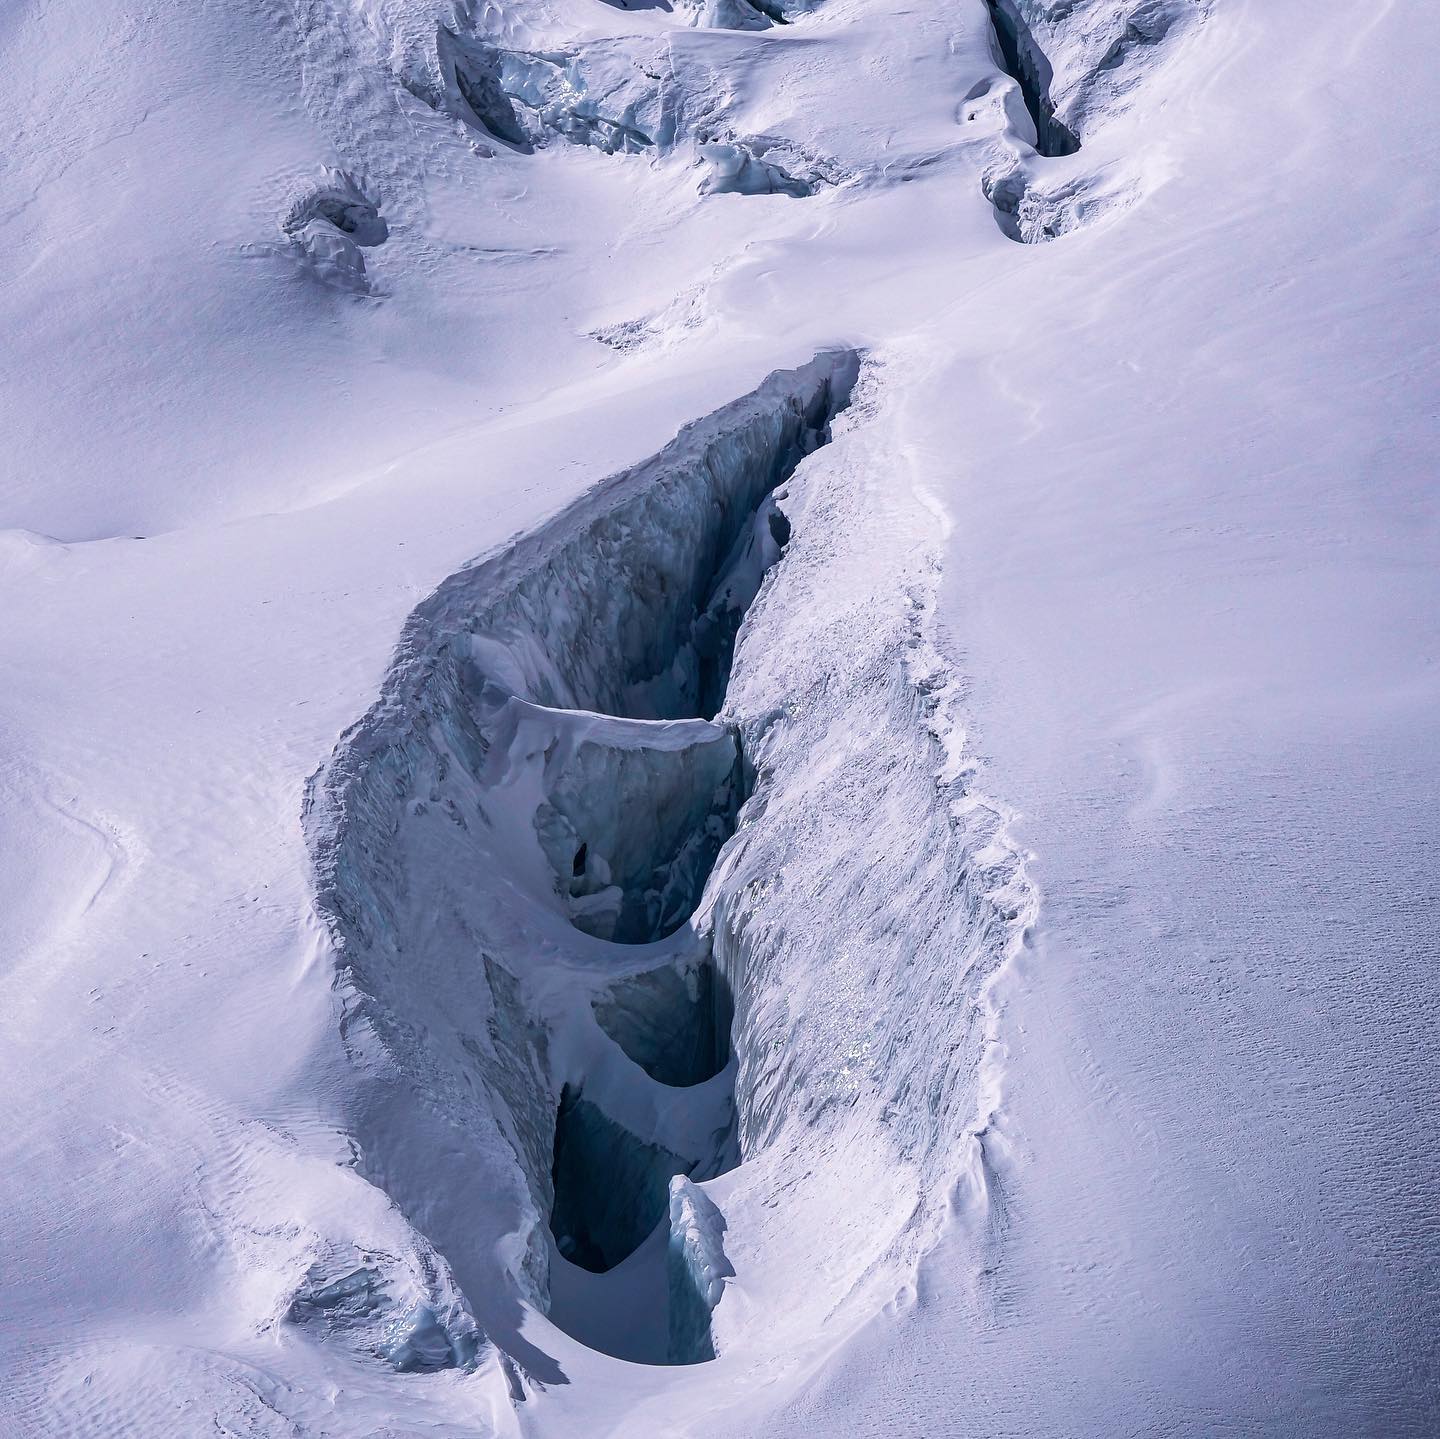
[436,34,672,155]
[977,0,1206,240]
[983,0,1081,157]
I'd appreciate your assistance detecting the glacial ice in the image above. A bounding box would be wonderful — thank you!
[666,1176,734,1363]
[288,1255,484,1374]
[677,0,775,32]
[536,728,742,944]
[699,143,816,199]
[979,0,1200,241]
[281,170,388,290]
[464,693,743,942]
[550,1087,693,1272]
[984,0,1080,157]
[438,360,852,722]
[592,958,733,1087]
[437,31,674,155]
[379,1303,483,1373]
[441,30,533,151]
[10,0,1436,1430]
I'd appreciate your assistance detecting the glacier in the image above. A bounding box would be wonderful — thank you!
[0,0,1436,1434]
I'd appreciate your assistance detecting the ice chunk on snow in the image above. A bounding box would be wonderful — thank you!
[295,219,369,292]
[700,143,816,199]
[667,1175,734,1362]
[677,0,774,31]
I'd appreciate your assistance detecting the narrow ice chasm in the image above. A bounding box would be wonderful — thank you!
[983,0,1080,157]
[304,351,859,1370]
[978,1,1203,243]
[984,0,1203,148]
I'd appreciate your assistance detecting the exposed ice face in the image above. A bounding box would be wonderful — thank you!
[676,0,775,32]
[305,352,857,1371]
[983,162,1137,242]
[535,727,743,944]
[287,1244,484,1375]
[459,689,744,943]
[984,0,1081,157]
[593,957,732,1087]
[369,2,858,199]
[666,1175,734,1362]
[698,142,817,198]
[446,373,847,724]
[980,0,1204,141]
[493,43,670,154]
[423,29,686,156]
[550,1087,691,1271]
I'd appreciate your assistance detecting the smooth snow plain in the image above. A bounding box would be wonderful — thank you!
[0,0,1437,1434]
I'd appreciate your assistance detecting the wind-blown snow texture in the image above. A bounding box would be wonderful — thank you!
[1,0,1437,1435]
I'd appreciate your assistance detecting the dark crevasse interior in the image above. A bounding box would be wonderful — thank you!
[548,959,734,1299]
[545,955,741,1364]
[592,961,734,1087]
[540,366,854,1362]
[531,681,745,948]
[984,0,1080,157]
[550,1087,695,1273]
[443,30,533,152]
[456,363,853,725]
[454,353,855,947]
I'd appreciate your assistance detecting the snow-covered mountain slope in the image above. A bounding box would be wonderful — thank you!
[1,0,1436,1433]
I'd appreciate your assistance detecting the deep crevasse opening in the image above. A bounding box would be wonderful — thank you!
[304,350,860,1373]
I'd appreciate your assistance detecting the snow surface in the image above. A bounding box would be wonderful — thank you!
[1,0,1437,1433]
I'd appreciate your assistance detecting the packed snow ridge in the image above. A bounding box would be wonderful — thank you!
[304,350,858,1370]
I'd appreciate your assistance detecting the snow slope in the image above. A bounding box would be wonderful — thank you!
[0,0,1436,1433]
